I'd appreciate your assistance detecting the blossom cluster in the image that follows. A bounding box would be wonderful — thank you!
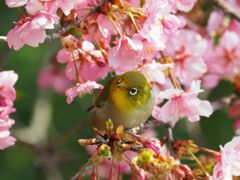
[3,0,240,179]
[213,136,240,179]
[6,0,215,125]
[0,71,18,149]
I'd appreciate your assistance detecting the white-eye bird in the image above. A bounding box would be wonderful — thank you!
[92,70,155,130]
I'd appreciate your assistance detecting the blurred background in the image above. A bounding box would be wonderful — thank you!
[0,1,235,179]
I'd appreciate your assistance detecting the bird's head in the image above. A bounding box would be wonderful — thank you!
[110,71,152,113]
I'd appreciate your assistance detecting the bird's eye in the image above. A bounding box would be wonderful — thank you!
[129,88,138,96]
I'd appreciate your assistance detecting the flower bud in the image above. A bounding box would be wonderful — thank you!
[98,144,112,158]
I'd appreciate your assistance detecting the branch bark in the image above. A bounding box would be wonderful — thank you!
[211,0,240,22]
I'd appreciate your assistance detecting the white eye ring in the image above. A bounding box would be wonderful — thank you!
[129,88,138,96]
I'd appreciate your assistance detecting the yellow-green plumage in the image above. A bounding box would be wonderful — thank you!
[93,71,155,130]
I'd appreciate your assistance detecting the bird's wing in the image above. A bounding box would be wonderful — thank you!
[85,84,109,112]
[94,76,116,109]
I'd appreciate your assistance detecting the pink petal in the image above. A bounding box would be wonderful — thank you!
[5,0,27,7]
[65,81,103,104]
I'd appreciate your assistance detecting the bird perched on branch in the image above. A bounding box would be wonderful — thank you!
[91,70,155,130]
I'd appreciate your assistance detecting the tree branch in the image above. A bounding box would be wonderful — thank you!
[211,0,240,22]
[166,126,175,155]
[45,9,96,42]
[45,17,84,42]
[125,119,161,134]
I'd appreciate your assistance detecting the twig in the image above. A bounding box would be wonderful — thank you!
[168,68,181,89]
[45,9,95,42]
[45,17,84,42]
[188,150,210,177]
[45,0,109,42]
[57,119,90,145]
[210,0,240,22]
[166,126,173,142]
[166,126,175,155]
[159,52,182,90]
[125,119,160,134]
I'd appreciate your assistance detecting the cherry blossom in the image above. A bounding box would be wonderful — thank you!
[207,10,224,35]
[0,71,18,150]
[55,0,80,15]
[213,136,240,179]
[57,39,110,81]
[0,71,18,102]
[164,30,207,86]
[78,61,110,82]
[204,31,240,80]
[25,0,44,15]
[217,31,240,76]
[140,61,173,84]
[0,119,16,150]
[5,0,27,8]
[65,81,103,104]
[152,81,213,126]
[175,0,197,12]
[86,144,133,178]
[97,14,116,40]
[229,20,240,36]
[3,0,240,178]
[86,129,158,178]
[7,11,58,50]
[139,0,183,51]
[226,0,240,11]
[108,36,143,73]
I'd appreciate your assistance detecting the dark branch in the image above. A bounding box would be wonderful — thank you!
[125,119,161,134]
[210,0,240,22]
[45,7,98,42]
[45,17,84,42]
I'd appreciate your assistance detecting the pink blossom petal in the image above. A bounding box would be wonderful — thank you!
[202,74,220,89]
[0,135,16,150]
[0,71,18,101]
[65,61,80,81]
[97,14,115,39]
[82,40,95,51]
[140,61,173,84]
[23,28,46,47]
[0,118,16,150]
[7,12,58,50]
[154,81,213,126]
[5,0,27,7]
[207,11,224,34]
[157,88,182,101]
[25,0,44,15]
[78,62,110,81]
[176,0,196,12]
[0,71,18,87]
[213,136,240,178]
[65,81,103,104]
[108,36,143,73]
[56,48,73,64]
[221,31,240,51]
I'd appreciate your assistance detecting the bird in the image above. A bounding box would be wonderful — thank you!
[91,70,155,130]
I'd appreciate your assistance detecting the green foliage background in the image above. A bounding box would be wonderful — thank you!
[0,1,235,179]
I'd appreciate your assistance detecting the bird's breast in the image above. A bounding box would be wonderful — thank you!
[94,91,155,129]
